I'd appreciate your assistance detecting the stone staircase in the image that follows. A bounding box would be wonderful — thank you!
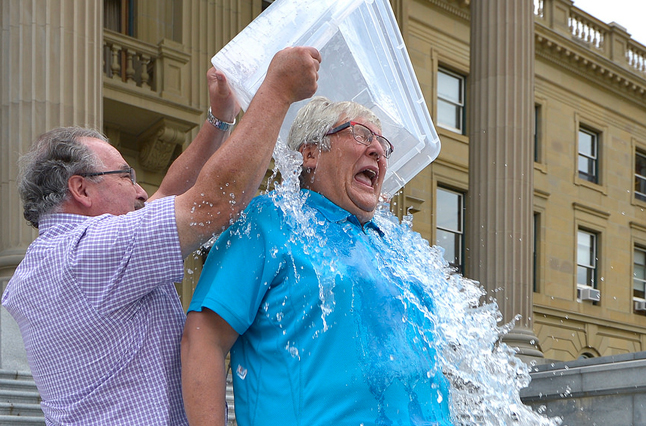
[0,369,234,425]
[0,370,44,425]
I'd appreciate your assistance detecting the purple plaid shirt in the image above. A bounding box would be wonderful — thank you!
[2,196,188,425]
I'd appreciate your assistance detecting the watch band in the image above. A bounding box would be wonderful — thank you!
[207,107,236,132]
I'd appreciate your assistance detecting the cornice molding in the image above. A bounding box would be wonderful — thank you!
[425,0,470,22]
[535,27,646,106]
[572,202,610,219]
[630,221,646,234]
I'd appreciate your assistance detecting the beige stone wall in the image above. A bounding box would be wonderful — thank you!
[4,0,646,368]
[402,0,646,362]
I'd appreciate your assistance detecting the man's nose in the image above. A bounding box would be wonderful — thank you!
[135,183,149,201]
[367,138,386,159]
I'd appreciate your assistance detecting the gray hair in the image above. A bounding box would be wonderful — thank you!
[18,127,107,228]
[287,96,381,153]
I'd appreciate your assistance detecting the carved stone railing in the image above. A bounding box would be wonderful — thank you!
[103,30,191,102]
[534,0,544,20]
[627,40,646,76]
[568,7,605,51]
[534,0,646,79]
[104,29,157,91]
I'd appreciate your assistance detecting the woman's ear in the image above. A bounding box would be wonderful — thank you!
[67,175,93,208]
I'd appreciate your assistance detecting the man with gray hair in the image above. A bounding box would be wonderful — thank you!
[182,96,453,425]
[2,47,321,425]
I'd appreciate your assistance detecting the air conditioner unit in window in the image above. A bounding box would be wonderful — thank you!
[578,286,600,302]
[635,300,646,312]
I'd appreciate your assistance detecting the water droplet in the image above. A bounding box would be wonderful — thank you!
[236,365,247,380]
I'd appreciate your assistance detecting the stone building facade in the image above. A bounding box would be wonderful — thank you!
[2,0,646,376]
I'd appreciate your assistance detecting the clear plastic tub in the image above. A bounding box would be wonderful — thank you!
[212,0,440,198]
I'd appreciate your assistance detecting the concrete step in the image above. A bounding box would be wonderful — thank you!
[0,381,37,394]
[0,372,34,383]
[0,402,43,417]
[0,414,46,425]
[0,391,40,406]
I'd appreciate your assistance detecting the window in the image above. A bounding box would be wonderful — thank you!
[578,127,599,183]
[437,68,465,134]
[104,0,135,36]
[636,151,646,202]
[577,230,597,288]
[436,188,464,273]
[534,104,542,163]
[635,246,646,300]
[533,213,539,292]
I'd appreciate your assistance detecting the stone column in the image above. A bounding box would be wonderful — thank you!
[466,0,542,359]
[0,0,103,370]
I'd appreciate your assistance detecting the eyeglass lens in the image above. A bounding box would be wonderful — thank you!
[351,123,392,157]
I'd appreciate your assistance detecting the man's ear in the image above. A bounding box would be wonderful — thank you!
[300,144,320,170]
[67,175,93,208]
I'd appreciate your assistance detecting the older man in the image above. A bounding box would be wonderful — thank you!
[182,96,453,426]
[2,47,320,425]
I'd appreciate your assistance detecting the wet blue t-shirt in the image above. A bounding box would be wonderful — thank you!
[188,190,452,426]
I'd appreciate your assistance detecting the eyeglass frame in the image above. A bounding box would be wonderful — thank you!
[325,121,394,159]
[79,167,137,185]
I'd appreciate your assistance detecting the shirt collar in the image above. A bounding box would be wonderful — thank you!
[302,189,382,234]
[37,213,93,236]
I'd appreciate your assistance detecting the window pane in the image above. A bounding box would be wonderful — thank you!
[578,156,590,174]
[435,187,464,272]
[636,264,646,281]
[579,131,594,157]
[637,152,646,201]
[637,152,646,175]
[636,248,646,265]
[438,71,461,103]
[636,176,646,201]
[436,229,457,265]
[577,231,593,267]
[534,105,541,163]
[577,265,590,286]
[578,155,597,183]
[636,248,646,281]
[634,285,645,299]
[104,0,121,31]
[436,189,460,231]
[437,100,460,131]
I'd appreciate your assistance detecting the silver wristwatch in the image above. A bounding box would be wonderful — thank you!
[207,107,236,132]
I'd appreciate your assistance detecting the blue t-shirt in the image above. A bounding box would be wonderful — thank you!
[189,190,452,426]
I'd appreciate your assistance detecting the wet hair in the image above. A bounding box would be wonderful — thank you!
[287,97,381,186]
[18,127,107,228]
[287,96,381,152]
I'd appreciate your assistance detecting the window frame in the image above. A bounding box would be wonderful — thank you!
[576,228,598,290]
[435,186,465,274]
[636,150,646,203]
[634,245,646,298]
[436,67,466,135]
[578,126,599,184]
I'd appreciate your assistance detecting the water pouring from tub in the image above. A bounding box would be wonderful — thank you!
[210,0,562,424]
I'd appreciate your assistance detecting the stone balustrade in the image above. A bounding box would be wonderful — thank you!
[535,0,646,79]
[103,29,157,91]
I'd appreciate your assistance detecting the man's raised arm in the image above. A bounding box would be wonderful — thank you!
[175,46,321,258]
[149,68,240,202]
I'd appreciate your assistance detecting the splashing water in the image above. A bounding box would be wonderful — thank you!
[262,136,561,425]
